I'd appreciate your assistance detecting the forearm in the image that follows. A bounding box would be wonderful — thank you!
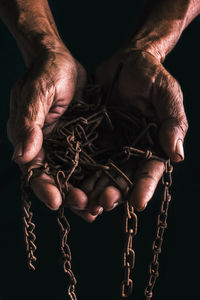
[129,0,200,62]
[0,0,67,66]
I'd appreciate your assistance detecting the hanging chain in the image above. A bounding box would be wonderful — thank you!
[57,206,77,300]
[22,184,37,270]
[21,162,50,270]
[144,159,173,300]
[20,83,174,300]
[121,202,137,297]
[121,147,173,299]
[56,169,78,300]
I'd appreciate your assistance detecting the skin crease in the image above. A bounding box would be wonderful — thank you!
[0,0,200,222]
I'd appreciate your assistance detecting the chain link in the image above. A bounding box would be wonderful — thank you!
[121,202,137,297]
[21,179,37,270]
[22,163,51,271]
[56,166,78,300]
[121,148,173,300]
[57,206,77,300]
[20,85,174,300]
[144,159,173,300]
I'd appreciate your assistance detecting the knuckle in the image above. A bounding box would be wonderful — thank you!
[154,69,183,104]
[136,170,157,183]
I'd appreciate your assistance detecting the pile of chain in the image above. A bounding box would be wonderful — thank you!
[21,83,173,300]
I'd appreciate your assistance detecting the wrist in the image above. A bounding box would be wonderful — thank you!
[129,20,185,63]
[126,0,200,63]
[0,0,70,66]
[15,26,69,66]
[129,41,165,63]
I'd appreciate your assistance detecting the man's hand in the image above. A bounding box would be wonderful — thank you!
[0,0,91,213]
[7,48,88,211]
[76,48,188,217]
[63,0,199,221]
[2,0,197,222]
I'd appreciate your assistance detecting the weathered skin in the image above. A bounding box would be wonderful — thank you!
[0,0,199,222]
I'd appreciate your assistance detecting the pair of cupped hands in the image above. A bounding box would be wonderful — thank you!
[7,43,188,222]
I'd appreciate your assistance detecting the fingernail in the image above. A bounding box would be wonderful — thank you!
[97,207,104,215]
[136,203,147,212]
[91,207,103,216]
[12,143,23,161]
[175,139,184,161]
[112,202,119,209]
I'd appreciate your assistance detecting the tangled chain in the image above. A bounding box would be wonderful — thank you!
[144,160,173,300]
[21,82,173,300]
[22,187,37,271]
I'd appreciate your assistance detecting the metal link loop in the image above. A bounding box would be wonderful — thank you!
[121,202,137,297]
[57,205,77,298]
[144,160,173,299]
[20,80,174,300]
[21,180,37,271]
[121,278,133,298]
[123,248,135,269]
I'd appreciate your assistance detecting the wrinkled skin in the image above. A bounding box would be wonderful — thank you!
[7,48,188,223]
[73,49,188,221]
[7,48,89,210]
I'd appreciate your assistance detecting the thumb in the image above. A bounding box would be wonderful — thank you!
[10,125,43,164]
[159,119,187,162]
[7,82,48,164]
[153,69,188,162]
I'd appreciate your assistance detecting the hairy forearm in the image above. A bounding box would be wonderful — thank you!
[129,0,200,62]
[0,0,67,66]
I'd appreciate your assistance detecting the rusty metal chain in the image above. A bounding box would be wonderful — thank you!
[121,202,137,297]
[57,205,77,300]
[20,78,174,300]
[21,162,50,271]
[22,184,37,270]
[120,147,172,299]
[56,170,78,300]
[144,159,173,300]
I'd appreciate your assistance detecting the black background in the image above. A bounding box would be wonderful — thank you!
[0,1,199,300]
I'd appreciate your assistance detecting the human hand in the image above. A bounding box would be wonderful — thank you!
[76,49,188,217]
[7,47,88,211]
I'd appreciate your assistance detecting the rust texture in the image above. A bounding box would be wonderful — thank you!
[21,79,173,299]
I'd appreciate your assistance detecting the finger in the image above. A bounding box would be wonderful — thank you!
[30,171,62,211]
[88,170,128,212]
[153,69,188,162]
[8,80,51,164]
[128,159,165,211]
[22,148,88,211]
[30,169,90,212]
[98,185,122,211]
[10,125,44,165]
[78,170,105,216]
[70,208,99,223]
[21,148,62,210]
[65,185,88,210]
[79,170,102,194]
[97,160,135,211]
[87,174,110,213]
